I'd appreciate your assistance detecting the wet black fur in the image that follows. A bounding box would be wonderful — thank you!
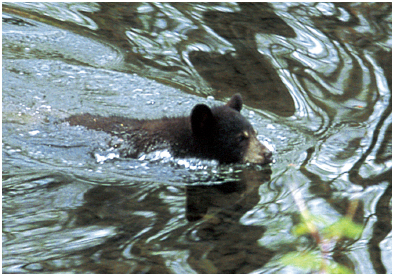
[66,94,270,164]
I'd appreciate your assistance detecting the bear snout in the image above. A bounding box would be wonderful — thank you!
[262,150,273,164]
[243,135,273,165]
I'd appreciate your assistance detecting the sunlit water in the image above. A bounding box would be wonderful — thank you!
[3,3,391,273]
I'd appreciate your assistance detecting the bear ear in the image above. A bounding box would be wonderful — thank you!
[226,94,243,112]
[191,104,214,136]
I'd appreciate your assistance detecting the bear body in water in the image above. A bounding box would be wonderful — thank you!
[67,94,272,165]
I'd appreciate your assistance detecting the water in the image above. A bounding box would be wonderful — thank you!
[2,3,391,273]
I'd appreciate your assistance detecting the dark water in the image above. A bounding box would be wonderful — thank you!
[2,2,391,274]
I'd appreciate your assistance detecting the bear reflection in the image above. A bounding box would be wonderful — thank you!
[185,166,273,273]
[186,166,272,222]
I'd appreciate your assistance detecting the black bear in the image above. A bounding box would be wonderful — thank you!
[67,94,272,165]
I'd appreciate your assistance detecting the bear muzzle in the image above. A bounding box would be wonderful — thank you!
[243,135,273,165]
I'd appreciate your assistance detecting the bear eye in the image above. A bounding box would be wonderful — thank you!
[238,131,249,143]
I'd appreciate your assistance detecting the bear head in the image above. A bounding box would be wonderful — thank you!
[190,94,272,165]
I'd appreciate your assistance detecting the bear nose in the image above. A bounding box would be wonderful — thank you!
[264,151,273,163]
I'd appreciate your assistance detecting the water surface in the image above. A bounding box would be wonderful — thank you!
[2,2,391,273]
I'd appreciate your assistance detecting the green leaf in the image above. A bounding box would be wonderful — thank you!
[326,261,354,274]
[292,222,310,236]
[292,215,328,236]
[323,217,363,239]
[280,251,322,271]
[280,251,355,274]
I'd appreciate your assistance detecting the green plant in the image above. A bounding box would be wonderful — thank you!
[280,176,363,274]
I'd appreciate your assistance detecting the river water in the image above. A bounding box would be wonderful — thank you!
[2,3,391,274]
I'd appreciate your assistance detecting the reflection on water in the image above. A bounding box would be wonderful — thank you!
[2,2,392,274]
